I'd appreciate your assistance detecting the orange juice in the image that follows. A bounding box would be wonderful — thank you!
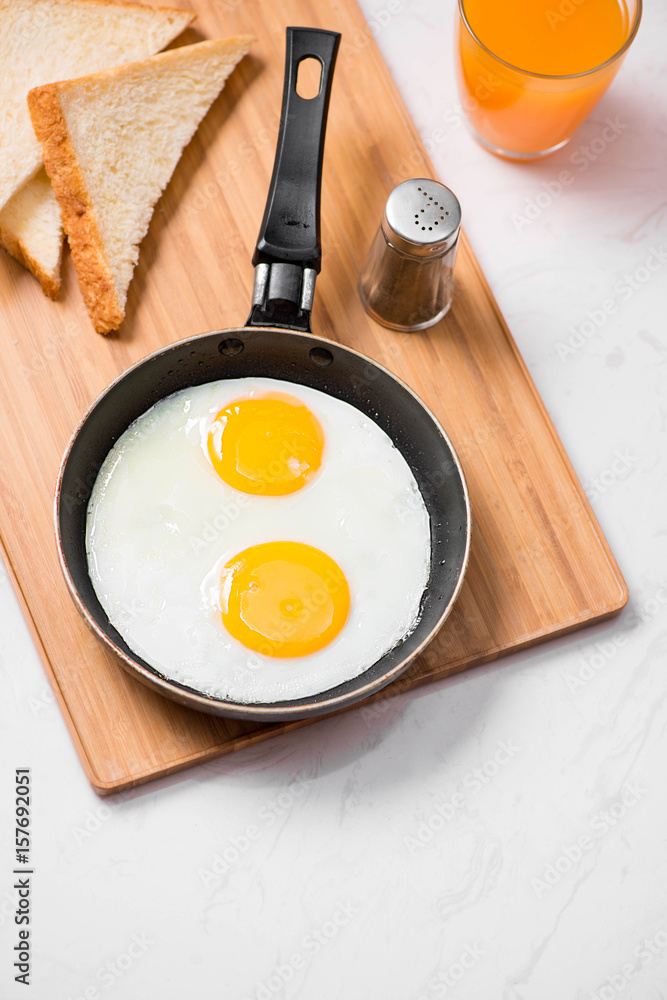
[456,0,639,157]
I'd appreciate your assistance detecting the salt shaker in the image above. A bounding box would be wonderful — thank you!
[358,178,461,331]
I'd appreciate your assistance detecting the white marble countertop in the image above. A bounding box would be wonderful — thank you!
[1,2,666,998]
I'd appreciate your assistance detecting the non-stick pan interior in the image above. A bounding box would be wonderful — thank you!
[57,327,470,720]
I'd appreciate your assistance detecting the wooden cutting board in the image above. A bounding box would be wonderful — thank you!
[0,0,627,793]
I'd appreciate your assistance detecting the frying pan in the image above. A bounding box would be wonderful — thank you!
[55,27,471,723]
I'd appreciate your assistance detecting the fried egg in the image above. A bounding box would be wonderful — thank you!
[85,377,431,703]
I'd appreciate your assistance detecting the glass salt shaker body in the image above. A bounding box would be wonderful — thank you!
[359,178,461,332]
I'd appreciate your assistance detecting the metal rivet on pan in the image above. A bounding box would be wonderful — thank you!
[309,347,333,366]
[219,338,244,356]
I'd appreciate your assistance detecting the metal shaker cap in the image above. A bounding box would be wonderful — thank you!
[382,178,461,258]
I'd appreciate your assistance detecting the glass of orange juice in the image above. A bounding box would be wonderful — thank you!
[455,0,642,159]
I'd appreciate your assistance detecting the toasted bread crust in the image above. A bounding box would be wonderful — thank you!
[0,2,195,215]
[0,222,62,300]
[28,35,252,332]
[29,84,121,333]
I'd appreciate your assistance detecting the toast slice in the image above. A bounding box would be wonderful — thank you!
[29,37,253,333]
[0,169,63,298]
[0,0,194,212]
[0,0,194,294]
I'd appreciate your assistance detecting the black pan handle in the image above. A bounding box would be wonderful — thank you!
[246,27,341,333]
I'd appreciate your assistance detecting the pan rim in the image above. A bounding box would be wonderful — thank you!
[54,325,472,720]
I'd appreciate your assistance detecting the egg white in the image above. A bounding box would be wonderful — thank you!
[86,377,431,703]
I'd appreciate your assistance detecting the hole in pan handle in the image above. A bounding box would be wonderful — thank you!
[246,27,341,334]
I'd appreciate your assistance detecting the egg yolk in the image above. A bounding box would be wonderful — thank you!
[208,393,324,495]
[220,541,350,657]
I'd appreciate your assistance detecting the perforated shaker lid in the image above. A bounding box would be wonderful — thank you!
[382,178,461,257]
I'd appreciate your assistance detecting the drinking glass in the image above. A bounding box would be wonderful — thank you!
[455,0,642,159]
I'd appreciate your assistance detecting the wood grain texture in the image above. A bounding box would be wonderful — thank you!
[0,0,627,793]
